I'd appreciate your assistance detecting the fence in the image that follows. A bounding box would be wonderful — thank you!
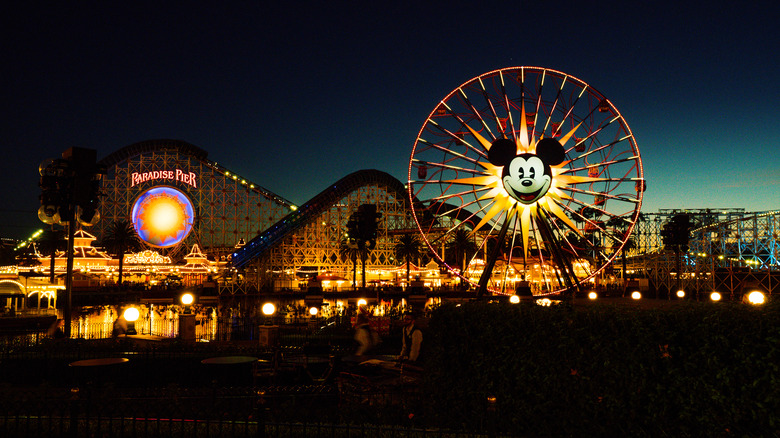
[0,386,490,438]
[66,312,354,343]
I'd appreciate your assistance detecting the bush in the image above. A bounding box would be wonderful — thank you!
[422,300,780,436]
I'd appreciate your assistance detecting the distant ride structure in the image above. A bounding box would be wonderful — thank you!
[625,209,779,298]
[408,67,645,296]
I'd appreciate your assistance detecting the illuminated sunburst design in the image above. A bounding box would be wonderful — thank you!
[132,186,195,248]
[408,67,645,296]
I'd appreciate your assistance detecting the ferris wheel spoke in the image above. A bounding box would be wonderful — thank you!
[557,85,589,137]
[416,137,485,166]
[411,159,491,177]
[434,198,494,228]
[563,186,640,205]
[539,76,568,136]
[477,77,512,138]
[564,156,640,175]
[558,201,611,234]
[425,118,489,159]
[457,87,498,141]
[527,70,546,140]
[567,134,634,161]
[568,107,618,147]
[498,71,517,135]
[428,186,491,202]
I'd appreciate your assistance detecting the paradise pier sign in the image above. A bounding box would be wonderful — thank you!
[131,169,198,188]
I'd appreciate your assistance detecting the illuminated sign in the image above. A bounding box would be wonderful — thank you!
[131,186,195,247]
[131,169,197,188]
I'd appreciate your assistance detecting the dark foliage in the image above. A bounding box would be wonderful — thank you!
[423,300,780,436]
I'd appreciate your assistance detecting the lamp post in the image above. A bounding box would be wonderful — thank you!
[181,292,194,314]
[123,307,139,336]
[259,303,278,348]
[179,292,196,342]
[261,302,276,324]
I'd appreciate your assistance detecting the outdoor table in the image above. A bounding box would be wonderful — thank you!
[201,356,259,386]
[69,357,130,367]
[201,356,258,365]
[69,357,130,390]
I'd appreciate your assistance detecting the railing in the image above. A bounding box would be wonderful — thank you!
[0,385,469,438]
[4,308,57,317]
[65,313,356,343]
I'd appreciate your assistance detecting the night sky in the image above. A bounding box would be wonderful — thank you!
[2,1,778,240]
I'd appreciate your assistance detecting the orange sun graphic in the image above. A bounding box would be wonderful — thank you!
[447,102,600,259]
[132,187,194,247]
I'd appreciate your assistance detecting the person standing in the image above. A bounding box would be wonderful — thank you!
[354,314,375,356]
[399,312,423,363]
[112,312,128,338]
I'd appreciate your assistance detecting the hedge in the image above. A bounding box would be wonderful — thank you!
[422,300,780,437]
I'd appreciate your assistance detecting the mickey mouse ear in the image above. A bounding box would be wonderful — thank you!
[487,138,517,166]
[535,138,565,166]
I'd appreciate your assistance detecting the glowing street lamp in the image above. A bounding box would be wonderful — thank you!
[123,307,139,335]
[676,290,685,299]
[357,298,368,307]
[261,302,276,326]
[309,307,319,316]
[631,291,642,300]
[588,291,598,300]
[710,291,722,302]
[180,292,194,314]
[509,295,520,304]
[744,291,766,305]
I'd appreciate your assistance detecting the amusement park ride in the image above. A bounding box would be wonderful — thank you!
[408,66,645,297]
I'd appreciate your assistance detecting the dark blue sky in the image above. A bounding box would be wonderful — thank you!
[2,1,778,239]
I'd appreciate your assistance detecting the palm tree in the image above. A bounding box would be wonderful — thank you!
[446,229,477,276]
[339,238,361,289]
[38,228,66,283]
[102,219,142,285]
[607,216,635,293]
[394,233,423,286]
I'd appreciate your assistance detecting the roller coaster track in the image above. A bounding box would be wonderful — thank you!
[231,169,407,268]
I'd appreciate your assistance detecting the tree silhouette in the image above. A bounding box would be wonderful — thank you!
[102,220,142,285]
[339,238,363,289]
[394,233,423,286]
[607,215,635,289]
[446,229,477,276]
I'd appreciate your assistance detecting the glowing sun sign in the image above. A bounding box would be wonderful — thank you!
[450,102,597,259]
[132,186,195,247]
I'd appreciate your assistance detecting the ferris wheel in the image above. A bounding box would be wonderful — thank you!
[408,67,645,296]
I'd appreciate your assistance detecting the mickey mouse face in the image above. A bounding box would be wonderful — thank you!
[488,138,565,205]
[503,154,551,204]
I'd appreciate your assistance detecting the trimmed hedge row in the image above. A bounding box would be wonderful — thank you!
[422,300,780,437]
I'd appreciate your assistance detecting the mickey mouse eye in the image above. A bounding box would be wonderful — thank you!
[529,168,535,178]
[518,168,524,178]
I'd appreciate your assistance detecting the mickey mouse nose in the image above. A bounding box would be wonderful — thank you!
[522,180,533,187]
